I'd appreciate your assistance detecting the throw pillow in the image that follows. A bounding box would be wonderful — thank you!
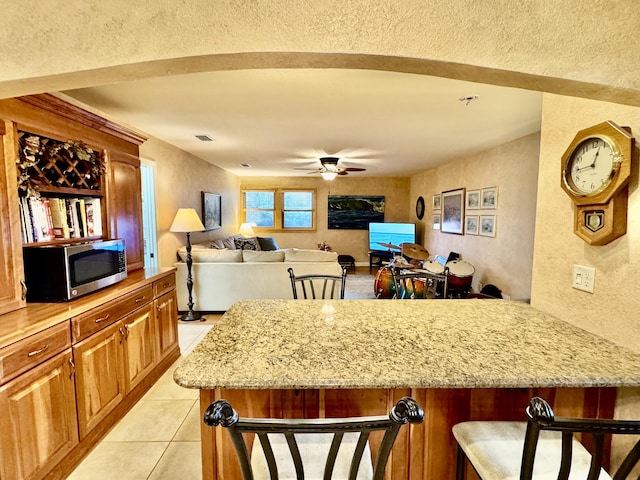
[209,239,225,249]
[235,236,261,251]
[242,250,285,262]
[221,234,242,250]
[257,236,279,251]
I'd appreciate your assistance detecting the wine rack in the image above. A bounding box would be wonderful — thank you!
[17,130,104,196]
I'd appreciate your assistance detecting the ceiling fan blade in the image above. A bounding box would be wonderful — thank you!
[343,167,366,172]
[337,170,349,176]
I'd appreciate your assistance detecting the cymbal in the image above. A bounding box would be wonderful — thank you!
[377,242,400,250]
[401,243,430,260]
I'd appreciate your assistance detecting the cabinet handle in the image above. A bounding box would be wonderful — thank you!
[68,357,76,378]
[27,344,49,357]
[94,314,110,324]
[21,280,27,301]
[135,296,146,303]
[162,282,171,288]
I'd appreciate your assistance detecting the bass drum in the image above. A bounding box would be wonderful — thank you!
[446,260,475,297]
[374,267,395,299]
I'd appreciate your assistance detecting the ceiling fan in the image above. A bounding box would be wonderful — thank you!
[294,157,366,180]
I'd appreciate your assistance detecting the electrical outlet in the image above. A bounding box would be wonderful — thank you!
[572,265,595,293]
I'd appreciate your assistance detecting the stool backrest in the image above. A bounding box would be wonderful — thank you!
[523,396,640,480]
[204,397,424,480]
[288,266,347,299]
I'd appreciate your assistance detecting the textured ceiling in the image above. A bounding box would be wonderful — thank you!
[63,68,542,178]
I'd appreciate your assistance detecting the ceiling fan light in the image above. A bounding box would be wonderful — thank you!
[321,171,338,181]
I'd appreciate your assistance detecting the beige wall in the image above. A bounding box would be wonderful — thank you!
[410,133,540,301]
[140,137,240,268]
[240,176,411,263]
[531,94,640,353]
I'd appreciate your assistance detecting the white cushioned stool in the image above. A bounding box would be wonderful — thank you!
[453,396,640,480]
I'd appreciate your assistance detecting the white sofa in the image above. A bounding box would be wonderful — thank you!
[174,244,342,311]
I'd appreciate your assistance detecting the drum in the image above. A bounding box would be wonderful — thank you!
[374,267,395,299]
[446,260,475,295]
[402,277,426,299]
[422,260,445,275]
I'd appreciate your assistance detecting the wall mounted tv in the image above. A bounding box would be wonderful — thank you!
[368,222,416,251]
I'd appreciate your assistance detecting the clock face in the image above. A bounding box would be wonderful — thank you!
[567,136,619,196]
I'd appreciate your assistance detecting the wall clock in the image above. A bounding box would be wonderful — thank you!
[560,120,635,245]
[415,196,425,219]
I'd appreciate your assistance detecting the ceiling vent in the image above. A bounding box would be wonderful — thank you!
[195,134,214,141]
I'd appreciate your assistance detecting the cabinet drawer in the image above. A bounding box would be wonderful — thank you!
[154,273,176,298]
[72,285,154,343]
[0,321,71,385]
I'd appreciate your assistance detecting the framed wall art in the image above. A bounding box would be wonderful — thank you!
[202,192,222,231]
[480,214,496,237]
[465,215,479,235]
[481,187,498,209]
[433,214,441,230]
[328,195,385,229]
[432,194,441,210]
[441,188,465,234]
[466,189,480,210]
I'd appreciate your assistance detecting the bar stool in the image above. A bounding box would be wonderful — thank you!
[453,396,640,479]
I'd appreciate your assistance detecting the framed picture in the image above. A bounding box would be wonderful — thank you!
[328,195,385,229]
[433,214,441,230]
[480,214,496,237]
[432,194,441,210]
[465,215,479,235]
[441,188,465,234]
[466,189,480,210]
[481,187,498,209]
[202,192,222,231]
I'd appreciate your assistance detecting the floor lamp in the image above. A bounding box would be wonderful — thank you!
[170,208,205,322]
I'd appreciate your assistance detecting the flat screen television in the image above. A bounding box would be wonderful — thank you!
[368,222,416,251]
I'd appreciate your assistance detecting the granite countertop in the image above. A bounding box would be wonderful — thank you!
[174,299,640,390]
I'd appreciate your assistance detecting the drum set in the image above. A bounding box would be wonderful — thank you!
[373,242,475,299]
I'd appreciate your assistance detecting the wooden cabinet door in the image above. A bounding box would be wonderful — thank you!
[0,120,26,315]
[74,320,126,439]
[106,151,144,272]
[155,290,179,361]
[0,349,78,480]
[122,303,157,392]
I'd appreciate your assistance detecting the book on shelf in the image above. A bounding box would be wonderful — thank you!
[49,197,70,239]
[84,198,102,237]
[19,195,103,243]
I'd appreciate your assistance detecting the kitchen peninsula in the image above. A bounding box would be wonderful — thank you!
[174,299,640,479]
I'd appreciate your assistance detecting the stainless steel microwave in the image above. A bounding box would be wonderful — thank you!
[23,239,127,302]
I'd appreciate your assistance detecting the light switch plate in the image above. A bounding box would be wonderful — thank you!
[572,265,595,293]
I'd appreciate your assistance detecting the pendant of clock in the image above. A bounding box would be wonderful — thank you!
[561,120,635,246]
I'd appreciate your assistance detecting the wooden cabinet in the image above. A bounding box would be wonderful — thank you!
[106,151,144,272]
[0,349,78,480]
[0,120,26,315]
[73,320,126,439]
[121,303,156,392]
[154,273,178,362]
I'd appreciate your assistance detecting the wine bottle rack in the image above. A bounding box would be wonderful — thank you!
[17,130,104,196]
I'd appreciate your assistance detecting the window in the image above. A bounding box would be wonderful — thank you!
[243,189,315,231]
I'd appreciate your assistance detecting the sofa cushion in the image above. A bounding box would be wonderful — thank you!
[257,236,280,251]
[178,248,243,263]
[235,236,261,251]
[209,239,226,249]
[284,248,338,262]
[222,234,243,250]
[242,250,285,262]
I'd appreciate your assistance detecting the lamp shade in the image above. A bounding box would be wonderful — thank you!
[238,222,255,237]
[170,208,205,233]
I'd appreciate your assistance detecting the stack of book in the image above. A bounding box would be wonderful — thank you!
[19,196,102,243]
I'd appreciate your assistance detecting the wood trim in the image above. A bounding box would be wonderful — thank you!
[17,94,147,146]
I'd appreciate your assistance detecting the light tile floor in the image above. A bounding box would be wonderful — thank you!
[67,316,219,480]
